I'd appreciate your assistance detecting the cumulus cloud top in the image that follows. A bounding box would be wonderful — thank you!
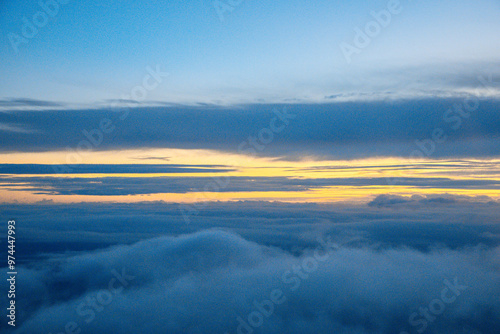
[2,229,499,334]
[368,194,499,208]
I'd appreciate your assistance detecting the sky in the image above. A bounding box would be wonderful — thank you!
[1,0,500,105]
[0,0,499,209]
[0,1,499,334]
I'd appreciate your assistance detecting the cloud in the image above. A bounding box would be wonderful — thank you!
[3,200,499,252]
[0,99,499,159]
[0,123,39,134]
[368,194,499,208]
[1,174,499,196]
[0,164,232,175]
[0,98,63,108]
[2,229,498,334]
[130,156,171,162]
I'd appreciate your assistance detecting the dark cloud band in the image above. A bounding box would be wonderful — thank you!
[1,98,499,159]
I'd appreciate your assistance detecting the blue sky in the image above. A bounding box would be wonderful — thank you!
[1,0,499,105]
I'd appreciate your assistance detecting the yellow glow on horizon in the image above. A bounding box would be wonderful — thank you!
[0,149,499,204]
[2,185,499,205]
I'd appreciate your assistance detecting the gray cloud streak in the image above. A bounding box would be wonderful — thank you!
[1,99,499,159]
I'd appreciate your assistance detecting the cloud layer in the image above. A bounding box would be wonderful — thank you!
[2,175,500,196]
[1,99,499,159]
[2,229,499,334]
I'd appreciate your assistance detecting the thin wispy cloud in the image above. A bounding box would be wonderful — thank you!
[0,123,39,134]
[0,98,63,108]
